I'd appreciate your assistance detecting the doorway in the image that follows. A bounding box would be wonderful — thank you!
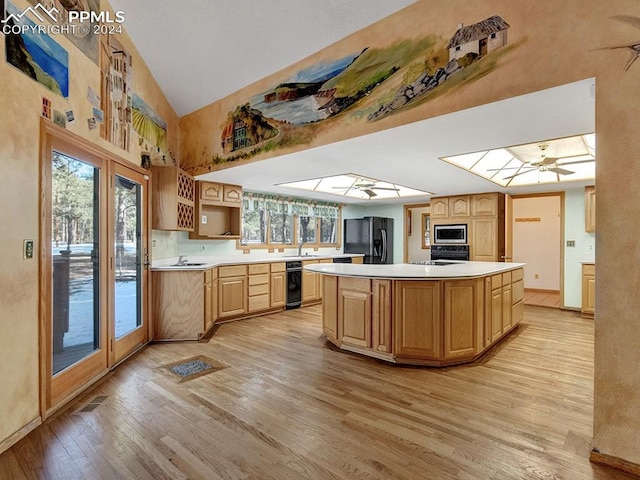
[41,122,149,416]
[511,193,564,308]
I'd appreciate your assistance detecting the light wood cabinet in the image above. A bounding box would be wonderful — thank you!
[582,263,595,318]
[151,166,195,231]
[472,193,498,216]
[443,279,478,359]
[302,259,330,304]
[449,195,471,217]
[372,280,392,353]
[352,256,364,264]
[430,198,449,218]
[472,218,497,262]
[218,265,247,319]
[153,268,216,340]
[585,186,596,233]
[270,262,286,308]
[248,263,270,313]
[190,181,242,240]
[338,277,372,349]
[394,281,441,359]
[322,275,339,343]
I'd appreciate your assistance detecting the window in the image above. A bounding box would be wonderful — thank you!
[422,213,431,248]
[240,193,340,248]
[490,32,497,39]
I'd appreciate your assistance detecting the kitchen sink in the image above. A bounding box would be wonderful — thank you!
[282,254,323,258]
[170,262,207,266]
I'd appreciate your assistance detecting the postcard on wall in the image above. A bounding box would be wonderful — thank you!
[92,107,104,123]
[87,86,100,108]
[65,109,75,125]
[4,1,69,98]
[53,110,66,128]
[87,117,97,130]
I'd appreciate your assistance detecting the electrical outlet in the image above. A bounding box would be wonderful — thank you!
[23,239,34,259]
[534,273,539,279]
[152,239,157,248]
[201,215,207,225]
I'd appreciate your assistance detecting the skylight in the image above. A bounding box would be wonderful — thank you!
[278,173,431,200]
[441,133,595,187]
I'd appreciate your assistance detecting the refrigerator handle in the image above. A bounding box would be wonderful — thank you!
[381,229,387,263]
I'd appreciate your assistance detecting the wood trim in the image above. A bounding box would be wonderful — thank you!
[590,451,640,477]
[0,417,42,454]
[403,203,429,263]
[524,288,560,294]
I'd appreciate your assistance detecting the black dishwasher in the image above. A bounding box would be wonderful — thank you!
[286,261,302,309]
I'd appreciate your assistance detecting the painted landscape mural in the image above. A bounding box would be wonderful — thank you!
[184,14,516,173]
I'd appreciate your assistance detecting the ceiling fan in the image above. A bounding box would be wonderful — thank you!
[332,179,399,197]
[500,143,595,180]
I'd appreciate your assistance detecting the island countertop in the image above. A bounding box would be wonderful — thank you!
[304,261,526,279]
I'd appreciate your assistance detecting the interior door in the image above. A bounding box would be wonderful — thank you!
[110,163,149,365]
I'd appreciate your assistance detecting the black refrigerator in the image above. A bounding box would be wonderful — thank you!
[343,217,393,264]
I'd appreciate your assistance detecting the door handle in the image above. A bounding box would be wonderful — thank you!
[381,230,387,263]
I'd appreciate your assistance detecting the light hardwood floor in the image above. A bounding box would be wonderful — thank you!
[524,289,562,308]
[0,306,635,480]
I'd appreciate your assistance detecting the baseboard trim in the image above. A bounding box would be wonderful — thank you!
[590,450,640,477]
[0,417,42,455]
[524,288,560,294]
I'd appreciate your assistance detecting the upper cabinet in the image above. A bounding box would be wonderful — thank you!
[431,198,449,218]
[151,166,195,231]
[449,195,471,217]
[472,193,498,216]
[189,181,242,239]
[585,185,596,233]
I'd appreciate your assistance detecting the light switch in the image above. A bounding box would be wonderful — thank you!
[566,240,575,247]
[24,239,34,259]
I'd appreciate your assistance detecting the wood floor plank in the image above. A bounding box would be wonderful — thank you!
[0,304,636,480]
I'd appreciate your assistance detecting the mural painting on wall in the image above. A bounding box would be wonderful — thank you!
[26,0,100,64]
[132,92,168,160]
[189,15,514,173]
[4,1,69,97]
[99,33,132,151]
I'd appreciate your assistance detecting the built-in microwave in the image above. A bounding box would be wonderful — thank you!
[433,224,467,244]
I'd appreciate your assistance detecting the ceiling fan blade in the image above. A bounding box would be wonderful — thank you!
[370,187,400,191]
[549,167,575,175]
[557,159,595,166]
[538,156,560,166]
[503,168,536,180]
[363,189,377,197]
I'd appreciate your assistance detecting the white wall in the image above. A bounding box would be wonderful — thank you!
[406,205,431,262]
[512,196,561,290]
[563,187,596,308]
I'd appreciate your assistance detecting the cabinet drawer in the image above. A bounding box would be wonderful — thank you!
[339,277,371,293]
[502,271,511,285]
[270,262,286,273]
[248,273,269,286]
[223,184,242,204]
[512,268,524,282]
[491,274,502,290]
[583,264,595,276]
[248,263,269,275]
[248,294,270,311]
[219,264,247,278]
[200,181,223,201]
[512,280,524,304]
[249,283,269,296]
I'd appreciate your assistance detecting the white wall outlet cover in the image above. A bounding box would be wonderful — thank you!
[202,215,207,224]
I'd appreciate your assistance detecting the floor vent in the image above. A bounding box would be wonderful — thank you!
[159,355,228,383]
[76,395,109,414]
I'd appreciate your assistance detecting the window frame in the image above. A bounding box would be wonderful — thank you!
[238,207,342,250]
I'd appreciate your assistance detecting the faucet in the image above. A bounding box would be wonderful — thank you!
[176,255,187,265]
[297,243,306,257]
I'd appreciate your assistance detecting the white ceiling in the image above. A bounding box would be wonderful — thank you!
[108,2,595,204]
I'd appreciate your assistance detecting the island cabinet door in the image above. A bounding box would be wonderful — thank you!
[443,280,478,359]
[372,280,392,353]
[322,276,339,343]
[338,277,372,349]
[393,281,441,359]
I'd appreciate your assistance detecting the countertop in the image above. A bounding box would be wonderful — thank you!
[151,253,364,271]
[304,261,526,279]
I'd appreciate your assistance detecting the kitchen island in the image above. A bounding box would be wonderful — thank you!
[305,261,525,366]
